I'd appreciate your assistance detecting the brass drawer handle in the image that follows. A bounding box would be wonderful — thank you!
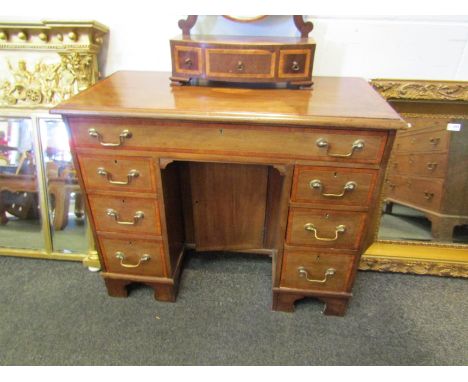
[291,60,300,72]
[427,163,438,171]
[298,266,336,284]
[316,138,365,158]
[424,192,434,200]
[236,61,244,71]
[304,223,346,241]
[97,167,139,185]
[106,208,144,225]
[88,128,132,147]
[309,179,357,198]
[115,252,150,268]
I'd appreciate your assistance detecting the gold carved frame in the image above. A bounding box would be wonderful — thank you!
[0,21,108,268]
[361,79,468,278]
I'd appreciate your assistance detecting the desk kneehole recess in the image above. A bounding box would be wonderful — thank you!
[52,72,406,316]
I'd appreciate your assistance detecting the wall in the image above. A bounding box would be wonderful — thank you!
[1,4,467,81]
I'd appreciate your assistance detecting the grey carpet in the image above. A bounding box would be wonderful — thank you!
[0,252,467,365]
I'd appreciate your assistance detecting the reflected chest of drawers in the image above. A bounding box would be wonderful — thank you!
[385,116,468,241]
[52,72,405,316]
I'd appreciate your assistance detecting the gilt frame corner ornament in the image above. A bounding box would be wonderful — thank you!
[361,78,468,279]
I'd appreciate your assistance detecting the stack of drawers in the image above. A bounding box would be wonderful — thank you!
[385,116,468,241]
[70,120,181,302]
[273,139,387,315]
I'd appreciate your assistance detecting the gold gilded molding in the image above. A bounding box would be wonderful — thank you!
[360,257,468,278]
[0,20,108,109]
[1,53,96,107]
[371,79,468,101]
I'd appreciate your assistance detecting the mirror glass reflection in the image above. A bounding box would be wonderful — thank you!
[0,117,44,249]
[378,111,468,245]
[39,117,87,254]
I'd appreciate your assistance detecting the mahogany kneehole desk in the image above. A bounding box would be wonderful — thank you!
[52,71,406,316]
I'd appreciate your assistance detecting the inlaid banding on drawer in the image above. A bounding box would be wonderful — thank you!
[205,48,276,78]
[78,155,157,193]
[88,195,161,235]
[280,250,355,292]
[99,237,166,277]
[70,118,388,164]
[286,208,367,249]
[291,166,378,206]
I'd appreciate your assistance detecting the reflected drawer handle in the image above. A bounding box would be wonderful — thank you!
[298,267,336,284]
[427,163,438,171]
[316,138,365,158]
[424,192,434,200]
[291,61,300,72]
[88,128,132,147]
[115,252,150,268]
[97,167,139,185]
[304,223,346,241]
[236,61,244,71]
[106,208,144,225]
[309,179,357,198]
[429,137,440,146]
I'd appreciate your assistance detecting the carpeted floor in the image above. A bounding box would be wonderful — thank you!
[0,252,467,365]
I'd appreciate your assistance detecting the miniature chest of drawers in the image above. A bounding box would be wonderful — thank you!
[52,72,406,316]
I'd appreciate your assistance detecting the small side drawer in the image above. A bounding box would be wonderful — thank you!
[78,155,157,193]
[206,48,275,78]
[280,250,355,292]
[385,175,444,211]
[291,166,378,206]
[389,152,448,179]
[394,129,449,153]
[286,208,367,250]
[99,237,166,277]
[278,49,312,78]
[88,195,161,236]
[173,44,202,75]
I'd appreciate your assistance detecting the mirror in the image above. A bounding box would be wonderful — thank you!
[223,16,267,23]
[374,80,468,245]
[39,117,88,254]
[0,117,45,249]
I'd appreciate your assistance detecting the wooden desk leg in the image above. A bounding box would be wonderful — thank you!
[318,297,349,316]
[273,292,350,316]
[272,291,304,312]
[150,283,177,302]
[430,217,454,242]
[104,278,131,298]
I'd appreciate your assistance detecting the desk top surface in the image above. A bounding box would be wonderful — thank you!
[52,71,406,130]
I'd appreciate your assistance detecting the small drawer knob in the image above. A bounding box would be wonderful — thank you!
[184,57,192,68]
[236,61,244,71]
[291,61,300,72]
